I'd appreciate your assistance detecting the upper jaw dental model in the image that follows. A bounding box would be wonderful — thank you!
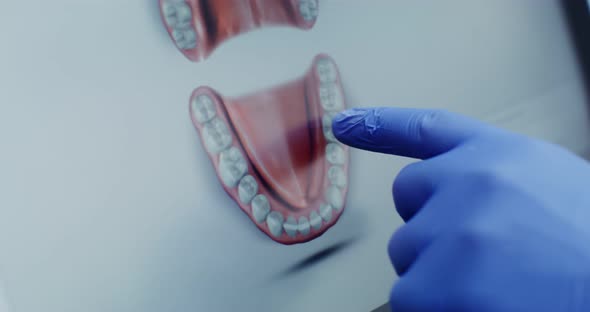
[190,54,349,244]
[159,0,319,62]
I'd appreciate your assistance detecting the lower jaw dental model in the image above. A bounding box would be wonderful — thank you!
[159,0,319,62]
[190,54,349,244]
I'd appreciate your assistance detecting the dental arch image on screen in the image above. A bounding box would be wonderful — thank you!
[159,1,349,245]
[0,1,589,312]
[189,54,349,244]
[160,0,318,62]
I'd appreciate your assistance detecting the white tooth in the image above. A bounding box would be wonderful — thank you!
[219,147,248,188]
[172,28,183,42]
[172,28,197,50]
[191,95,216,124]
[175,2,192,27]
[283,216,298,238]
[181,28,197,49]
[326,143,345,165]
[162,2,178,27]
[238,175,258,204]
[266,211,284,238]
[298,216,311,235]
[252,194,270,223]
[328,166,347,188]
[319,203,333,223]
[316,58,337,83]
[309,211,322,230]
[319,83,344,111]
[326,186,343,211]
[299,0,319,22]
[162,1,192,29]
[322,113,337,142]
[202,118,232,154]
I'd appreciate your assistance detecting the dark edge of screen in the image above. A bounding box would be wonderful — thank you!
[561,0,590,104]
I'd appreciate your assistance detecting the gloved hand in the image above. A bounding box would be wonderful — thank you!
[332,107,590,312]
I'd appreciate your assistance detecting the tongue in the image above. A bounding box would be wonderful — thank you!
[226,80,319,210]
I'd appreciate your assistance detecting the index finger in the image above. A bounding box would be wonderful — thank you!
[331,107,493,159]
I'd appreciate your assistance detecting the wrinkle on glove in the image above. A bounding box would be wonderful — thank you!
[332,107,491,159]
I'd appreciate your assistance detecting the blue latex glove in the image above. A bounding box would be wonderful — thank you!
[332,107,590,312]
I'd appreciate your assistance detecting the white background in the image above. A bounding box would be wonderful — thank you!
[0,1,588,312]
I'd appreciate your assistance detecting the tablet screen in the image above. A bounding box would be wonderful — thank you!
[1,2,589,312]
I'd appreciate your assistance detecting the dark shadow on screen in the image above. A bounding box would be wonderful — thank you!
[371,302,391,312]
[273,237,358,279]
